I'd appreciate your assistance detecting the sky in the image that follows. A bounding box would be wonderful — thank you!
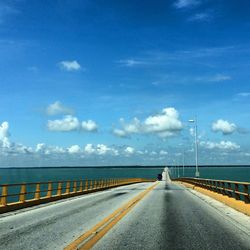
[0,0,250,167]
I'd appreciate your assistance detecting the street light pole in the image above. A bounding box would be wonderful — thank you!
[189,118,200,177]
[182,150,185,177]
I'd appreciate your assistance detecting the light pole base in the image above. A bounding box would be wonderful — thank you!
[195,171,200,177]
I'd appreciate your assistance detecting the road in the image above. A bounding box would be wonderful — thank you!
[0,181,249,250]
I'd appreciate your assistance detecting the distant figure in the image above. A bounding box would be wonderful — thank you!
[157,173,163,181]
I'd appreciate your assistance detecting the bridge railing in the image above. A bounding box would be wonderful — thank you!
[0,178,153,213]
[176,177,250,203]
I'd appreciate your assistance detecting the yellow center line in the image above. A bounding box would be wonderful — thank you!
[64,182,159,250]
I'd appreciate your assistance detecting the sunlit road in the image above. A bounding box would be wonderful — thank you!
[93,182,250,250]
[0,182,153,250]
[0,181,249,250]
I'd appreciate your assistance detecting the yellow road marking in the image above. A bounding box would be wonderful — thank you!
[64,182,158,250]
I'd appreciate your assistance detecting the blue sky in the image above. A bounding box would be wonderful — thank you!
[0,0,250,166]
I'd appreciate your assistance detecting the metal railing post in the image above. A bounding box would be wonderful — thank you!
[1,185,8,206]
[235,183,240,200]
[65,181,70,194]
[47,182,52,198]
[243,184,249,203]
[57,182,62,196]
[35,183,41,200]
[19,184,26,203]
[85,180,88,191]
[79,181,83,192]
[73,181,77,193]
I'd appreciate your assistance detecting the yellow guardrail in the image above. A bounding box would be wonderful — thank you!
[176,177,250,203]
[0,178,154,214]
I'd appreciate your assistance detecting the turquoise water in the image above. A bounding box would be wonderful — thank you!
[0,167,163,184]
[169,166,250,182]
[0,166,249,203]
[0,166,249,184]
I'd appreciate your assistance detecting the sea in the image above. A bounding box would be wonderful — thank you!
[0,166,249,203]
[0,166,250,184]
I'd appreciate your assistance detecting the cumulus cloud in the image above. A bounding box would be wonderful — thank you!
[212,119,237,135]
[0,121,33,155]
[0,121,10,140]
[113,107,182,138]
[47,115,98,132]
[113,128,128,138]
[124,146,135,155]
[0,121,11,148]
[81,120,98,132]
[36,143,65,155]
[200,140,240,151]
[84,143,118,156]
[58,60,81,71]
[174,0,200,9]
[47,115,80,132]
[68,145,81,154]
[46,101,73,116]
[84,144,96,154]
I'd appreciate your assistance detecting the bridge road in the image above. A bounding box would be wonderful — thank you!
[0,181,249,250]
[93,181,250,250]
[0,182,153,250]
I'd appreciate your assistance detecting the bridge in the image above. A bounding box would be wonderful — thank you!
[0,168,249,250]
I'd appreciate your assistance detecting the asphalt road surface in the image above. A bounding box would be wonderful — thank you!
[0,181,249,250]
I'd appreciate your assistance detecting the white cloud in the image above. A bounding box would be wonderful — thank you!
[174,0,200,9]
[120,117,141,134]
[0,121,11,148]
[58,60,81,71]
[124,146,135,155]
[96,144,111,155]
[212,119,237,135]
[83,144,118,156]
[68,145,81,154]
[81,120,98,132]
[113,128,128,138]
[200,140,240,151]
[84,144,96,154]
[159,150,168,155]
[47,115,80,132]
[46,101,73,116]
[36,143,48,154]
[113,107,182,138]
[0,121,9,140]
[0,122,33,156]
[144,108,182,133]
[36,143,65,155]
[47,115,98,132]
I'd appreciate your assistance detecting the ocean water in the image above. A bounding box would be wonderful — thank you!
[169,166,250,182]
[0,166,249,184]
[0,166,249,203]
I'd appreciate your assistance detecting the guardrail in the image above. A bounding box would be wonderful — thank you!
[176,177,250,203]
[0,178,153,214]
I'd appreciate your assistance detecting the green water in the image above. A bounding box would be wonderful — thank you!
[169,166,250,182]
[0,166,249,203]
[0,166,249,184]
